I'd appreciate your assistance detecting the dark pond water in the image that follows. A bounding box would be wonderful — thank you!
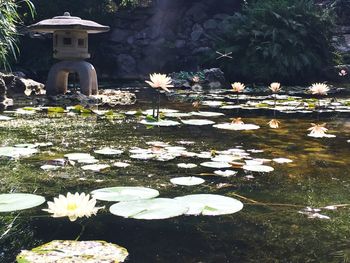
[0,87,350,262]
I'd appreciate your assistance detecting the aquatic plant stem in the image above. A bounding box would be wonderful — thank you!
[157,90,161,120]
[152,94,156,118]
[75,223,86,241]
[273,95,276,117]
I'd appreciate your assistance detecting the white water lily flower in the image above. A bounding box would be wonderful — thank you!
[230,117,244,125]
[177,163,197,169]
[43,192,104,222]
[269,82,281,93]
[145,73,174,92]
[309,83,329,95]
[307,123,329,137]
[231,82,245,93]
[268,119,280,129]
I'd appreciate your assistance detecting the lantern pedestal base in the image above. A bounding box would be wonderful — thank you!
[46,60,98,96]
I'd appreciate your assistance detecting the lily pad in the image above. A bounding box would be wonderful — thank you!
[214,170,237,177]
[16,240,128,263]
[0,147,38,158]
[181,119,215,126]
[174,194,243,216]
[64,153,94,161]
[243,165,274,173]
[140,119,180,126]
[0,115,12,121]
[142,109,179,115]
[213,123,260,131]
[109,198,188,220]
[170,177,205,186]
[0,193,45,212]
[81,164,110,172]
[190,111,224,117]
[91,186,159,202]
[94,147,123,155]
[177,163,197,169]
[113,162,130,168]
[200,162,232,169]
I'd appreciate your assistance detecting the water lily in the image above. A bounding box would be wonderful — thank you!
[231,82,245,93]
[268,119,280,129]
[309,83,329,95]
[307,123,328,137]
[145,73,174,119]
[230,117,244,124]
[192,76,200,83]
[43,192,104,222]
[145,73,173,93]
[339,69,347,76]
[269,82,281,93]
[192,101,201,111]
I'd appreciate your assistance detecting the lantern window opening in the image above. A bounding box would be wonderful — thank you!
[63,37,72,46]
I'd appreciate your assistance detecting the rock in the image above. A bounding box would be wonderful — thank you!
[103,0,241,79]
[213,13,231,20]
[0,73,45,97]
[110,29,134,43]
[20,78,46,96]
[191,24,204,41]
[203,19,218,30]
[192,46,212,55]
[208,81,222,89]
[116,54,137,75]
[0,77,6,97]
[175,39,186,49]
[185,3,208,22]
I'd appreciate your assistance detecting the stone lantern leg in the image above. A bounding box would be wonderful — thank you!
[27,12,110,96]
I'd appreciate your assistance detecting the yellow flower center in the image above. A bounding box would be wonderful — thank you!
[67,202,77,211]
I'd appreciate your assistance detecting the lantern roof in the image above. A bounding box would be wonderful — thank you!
[27,12,110,34]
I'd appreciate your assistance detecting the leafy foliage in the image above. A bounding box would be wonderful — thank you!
[0,0,34,70]
[329,0,350,24]
[209,0,337,84]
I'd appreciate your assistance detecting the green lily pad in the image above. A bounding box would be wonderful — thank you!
[94,147,123,155]
[0,193,45,212]
[16,240,128,263]
[109,198,188,220]
[91,186,159,202]
[0,147,38,158]
[174,194,243,216]
[170,177,205,186]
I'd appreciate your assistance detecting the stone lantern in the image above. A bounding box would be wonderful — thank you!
[28,12,110,96]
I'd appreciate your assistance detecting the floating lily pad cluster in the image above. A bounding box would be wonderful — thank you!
[91,186,244,220]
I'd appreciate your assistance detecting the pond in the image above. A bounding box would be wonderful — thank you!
[0,86,350,262]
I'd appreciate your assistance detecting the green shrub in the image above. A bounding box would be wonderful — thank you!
[208,0,337,84]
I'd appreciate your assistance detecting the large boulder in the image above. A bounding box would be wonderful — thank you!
[0,72,45,103]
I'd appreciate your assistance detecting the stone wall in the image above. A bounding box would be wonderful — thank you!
[97,0,241,79]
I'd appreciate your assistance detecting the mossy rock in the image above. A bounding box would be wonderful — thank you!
[16,240,128,263]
